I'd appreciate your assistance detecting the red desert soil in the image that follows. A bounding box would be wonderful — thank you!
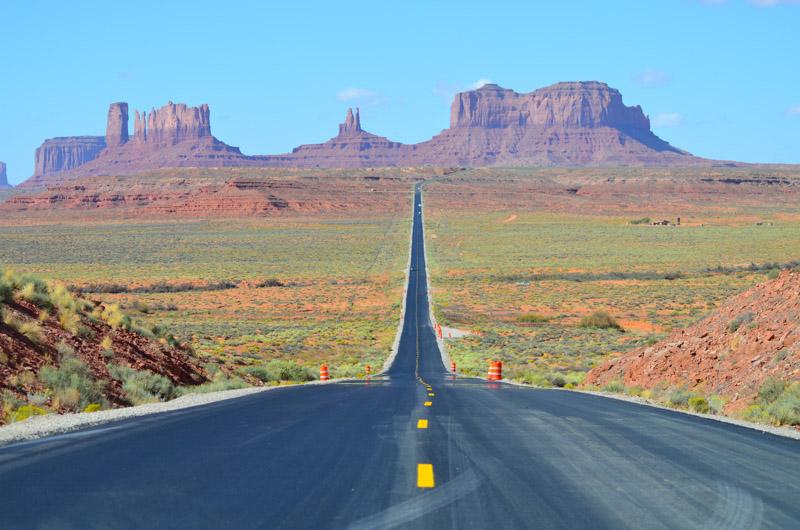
[585,271,800,412]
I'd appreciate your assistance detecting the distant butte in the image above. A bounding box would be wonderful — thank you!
[0,161,8,187]
[21,81,711,187]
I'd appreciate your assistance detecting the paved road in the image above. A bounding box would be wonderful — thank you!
[1,185,799,529]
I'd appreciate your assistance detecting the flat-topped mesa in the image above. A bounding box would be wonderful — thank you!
[450,81,650,131]
[33,136,107,179]
[133,102,212,146]
[105,102,129,148]
[338,108,363,137]
[0,161,8,187]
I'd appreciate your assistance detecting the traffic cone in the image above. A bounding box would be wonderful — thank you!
[320,365,330,382]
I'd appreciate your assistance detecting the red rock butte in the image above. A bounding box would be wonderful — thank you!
[21,81,711,187]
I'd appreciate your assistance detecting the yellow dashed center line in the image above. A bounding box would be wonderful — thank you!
[424,401,432,407]
[417,419,429,429]
[428,393,435,397]
[417,464,435,488]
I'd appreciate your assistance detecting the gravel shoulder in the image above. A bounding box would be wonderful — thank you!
[0,380,344,447]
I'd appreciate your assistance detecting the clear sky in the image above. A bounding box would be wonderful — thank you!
[1,0,798,184]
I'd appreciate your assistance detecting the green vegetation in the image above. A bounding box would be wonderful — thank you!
[0,213,410,380]
[241,360,315,383]
[517,313,551,323]
[729,311,755,332]
[38,355,107,412]
[108,364,177,405]
[745,379,800,426]
[579,311,623,331]
[425,191,800,395]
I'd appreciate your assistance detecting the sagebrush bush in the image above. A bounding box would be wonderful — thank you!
[266,360,315,382]
[729,311,755,332]
[109,364,176,405]
[603,380,625,393]
[38,355,106,412]
[517,313,551,323]
[579,311,623,331]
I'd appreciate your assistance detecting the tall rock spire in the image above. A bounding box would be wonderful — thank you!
[106,102,129,148]
[338,108,363,137]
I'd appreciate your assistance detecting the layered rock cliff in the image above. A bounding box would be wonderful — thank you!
[28,136,107,186]
[133,102,212,146]
[414,82,689,166]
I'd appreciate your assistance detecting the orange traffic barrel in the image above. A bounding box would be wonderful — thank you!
[487,361,502,381]
[451,362,457,373]
[365,365,372,376]
[320,365,330,381]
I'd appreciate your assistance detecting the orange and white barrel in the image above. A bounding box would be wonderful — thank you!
[487,361,502,381]
[320,365,330,382]
[451,362,457,373]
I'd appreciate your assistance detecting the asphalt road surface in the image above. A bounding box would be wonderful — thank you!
[1,185,798,529]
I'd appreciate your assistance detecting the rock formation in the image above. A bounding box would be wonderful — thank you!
[106,102,129,148]
[0,161,8,187]
[338,108,362,136]
[585,270,800,412]
[263,108,413,168]
[27,136,107,186]
[133,101,212,146]
[413,82,690,166]
[21,81,710,186]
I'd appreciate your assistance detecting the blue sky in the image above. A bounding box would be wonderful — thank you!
[1,0,798,184]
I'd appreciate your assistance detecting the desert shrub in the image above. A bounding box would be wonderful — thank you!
[56,341,76,360]
[517,313,551,324]
[765,384,800,425]
[729,311,755,332]
[688,396,711,414]
[667,388,693,408]
[757,377,788,405]
[630,217,651,225]
[38,355,106,411]
[109,364,176,405]
[17,281,53,309]
[243,365,272,382]
[18,321,45,345]
[767,269,780,280]
[603,380,625,393]
[101,304,131,330]
[265,360,315,382]
[256,279,285,288]
[0,279,13,303]
[580,311,623,331]
[179,376,248,395]
[625,386,645,397]
[9,404,49,423]
[83,403,102,413]
[708,395,727,414]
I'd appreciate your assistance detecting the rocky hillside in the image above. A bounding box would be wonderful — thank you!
[0,270,207,424]
[21,81,708,186]
[586,270,800,419]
